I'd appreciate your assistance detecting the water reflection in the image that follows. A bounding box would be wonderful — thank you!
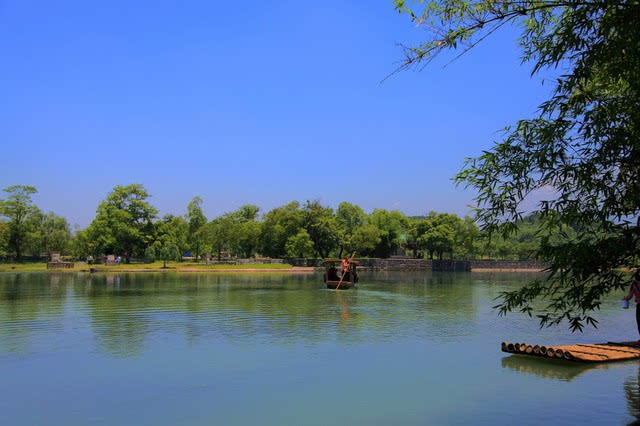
[0,273,67,354]
[0,271,488,357]
[2,271,640,425]
[501,354,619,382]
[625,367,640,424]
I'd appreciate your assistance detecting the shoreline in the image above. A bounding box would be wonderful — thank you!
[0,266,547,274]
[90,267,318,273]
[0,266,317,274]
[470,268,545,272]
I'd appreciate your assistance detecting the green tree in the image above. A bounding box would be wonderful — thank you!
[420,214,455,260]
[85,184,158,263]
[26,212,72,257]
[155,215,189,259]
[394,0,640,329]
[201,216,233,260]
[285,229,315,258]
[259,201,304,258]
[350,224,382,255]
[0,185,40,261]
[152,236,180,268]
[230,221,262,258]
[0,221,9,258]
[453,216,480,260]
[186,196,207,261]
[227,204,260,222]
[144,245,156,262]
[302,200,339,258]
[368,209,408,258]
[335,202,367,257]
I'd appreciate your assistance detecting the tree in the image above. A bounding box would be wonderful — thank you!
[0,221,9,258]
[259,202,304,258]
[217,205,262,258]
[302,200,339,258]
[186,196,207,261]
[394,0,640,330]
[155,215,189,259]
[368,209,408,258]
[335,202,367,257]
[227,204,260,222]
[202,216,233,260]
[85,184,157,263]
[229,221,262,258]
[152,236,180,268]
[454,217,480,260]
[0,185,40,261]
[26,212,72,257]
[420,214,456,260]
[350,224,382,255]
[285,229,315,258]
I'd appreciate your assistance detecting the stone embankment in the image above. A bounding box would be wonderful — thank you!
[469,260,549,271]
[229,258,549,271]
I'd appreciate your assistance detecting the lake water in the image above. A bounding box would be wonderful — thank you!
[1,271,638,425]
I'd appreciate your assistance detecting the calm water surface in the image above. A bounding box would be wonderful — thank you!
[1,271,638,425]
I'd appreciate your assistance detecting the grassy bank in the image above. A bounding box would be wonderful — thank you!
[0,262,304,273]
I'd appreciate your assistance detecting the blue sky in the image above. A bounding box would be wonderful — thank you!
[0,1,551,227]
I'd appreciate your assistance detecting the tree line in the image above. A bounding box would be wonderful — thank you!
[0,184,554,263]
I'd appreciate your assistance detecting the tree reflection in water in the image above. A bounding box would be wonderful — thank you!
[625,366,640,424]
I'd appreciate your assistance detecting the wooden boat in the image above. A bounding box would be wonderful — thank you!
[323,259,359,290]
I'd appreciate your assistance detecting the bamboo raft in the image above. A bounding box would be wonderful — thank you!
[501,341,640,363]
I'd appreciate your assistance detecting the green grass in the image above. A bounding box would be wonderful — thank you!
[0,261,296,272]
[97,261,294,270]
[0,263,49,272]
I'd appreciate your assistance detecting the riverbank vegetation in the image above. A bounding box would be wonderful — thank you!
[1,184,572,264]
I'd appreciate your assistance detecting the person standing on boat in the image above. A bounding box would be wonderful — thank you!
[622,276,640,344]
[341,256,351,281]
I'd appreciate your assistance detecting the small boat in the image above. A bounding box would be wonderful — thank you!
[323,259,359,290]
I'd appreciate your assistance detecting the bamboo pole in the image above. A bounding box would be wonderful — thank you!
[533,345,541,355]
[501,342,508,351]
[546,347,556,357]
[540,346,547,356]
[563,351,573,360]
[507,343,515,352]
[555,348,564,358]
[519,342,528,352]
[525,345,533,354]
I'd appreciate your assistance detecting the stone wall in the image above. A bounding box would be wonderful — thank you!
[469,260,549,270]
[351,258,432,271]
[432,260,470,272]
[235,258,286,264]
[227,257,548,271]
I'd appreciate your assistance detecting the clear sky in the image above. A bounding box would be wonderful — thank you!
[0,1,551,227]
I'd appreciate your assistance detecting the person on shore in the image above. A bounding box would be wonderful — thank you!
[115,256,122,266]
[87,255,93,265]
[622,276,640,344]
